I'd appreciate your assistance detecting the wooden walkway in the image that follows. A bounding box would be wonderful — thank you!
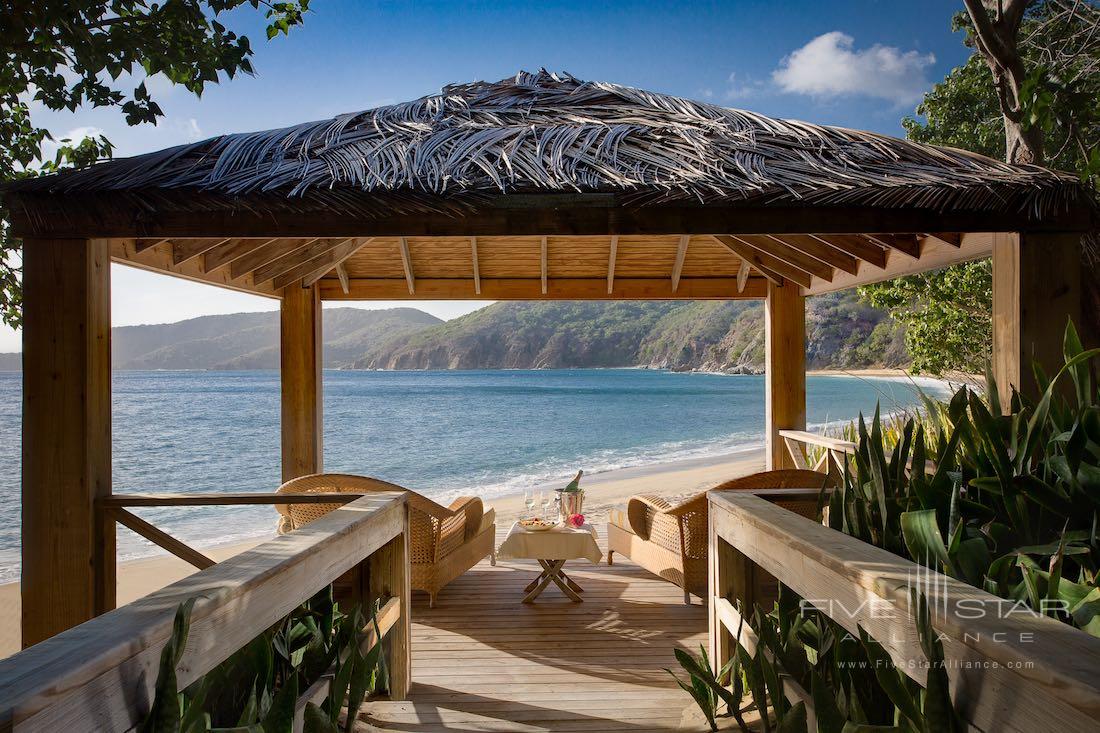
[360,532,706,731]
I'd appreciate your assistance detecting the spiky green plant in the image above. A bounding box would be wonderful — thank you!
[141,587,388,733]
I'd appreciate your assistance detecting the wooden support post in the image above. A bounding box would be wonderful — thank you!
[21,238,114,647]
[993,232,1091,408]
[281,284,323,482]
[368,505,411,700]
[708,514,737,670]
[765,281,806,470]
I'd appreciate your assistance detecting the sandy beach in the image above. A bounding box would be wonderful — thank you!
[0,447,764,658]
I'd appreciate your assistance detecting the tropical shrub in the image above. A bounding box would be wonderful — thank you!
[141,586,388,733]
[830,321,1100,634]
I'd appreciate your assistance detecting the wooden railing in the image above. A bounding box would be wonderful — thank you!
[0,492,411,732]
[708,490,1100,733]
[778,429,855,476]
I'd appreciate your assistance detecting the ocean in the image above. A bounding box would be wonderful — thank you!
[0,369,947,580]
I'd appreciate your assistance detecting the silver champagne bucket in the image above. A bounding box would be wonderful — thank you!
[559,490,584,522]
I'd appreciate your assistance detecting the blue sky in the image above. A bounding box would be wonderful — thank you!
[5,0,975,351]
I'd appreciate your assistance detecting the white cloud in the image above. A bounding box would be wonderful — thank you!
[38,125,105,164]
[173,117,203,141]
[772,31,935,106]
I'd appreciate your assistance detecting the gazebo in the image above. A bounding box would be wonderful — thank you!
[3,70,1097,728]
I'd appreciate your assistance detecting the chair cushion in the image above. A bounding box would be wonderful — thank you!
[609,508,634,533]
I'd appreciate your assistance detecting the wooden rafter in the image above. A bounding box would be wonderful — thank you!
[253,238,351,285]
[334,263,350,295]
[275,237,363,290]
[713,235,802,286]
[471,237,481,295]
[607,235,618,295]
[230,237,318,280]
[736,258,751,293]
[135,238,168,254]
[671,235,689,292]
[736,235,833,281]
[540,236,548,295]
[301,237,374,287]
[808,234,887,269]
[924,232,962,248]
[203,238,276,273]
[173,238,229,265]
[865,233,921,259]
[399,237,415,294]
[770,234,858,275]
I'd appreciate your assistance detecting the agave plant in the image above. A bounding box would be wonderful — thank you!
[141,586,388,733]
[828,321,1100,636]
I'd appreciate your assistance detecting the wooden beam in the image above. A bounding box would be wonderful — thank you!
[301,237,373,288]
[101,492,367,507]
[805,232,993,295]
[714,235,807,287]
[281,283,323,482]
[111,238,279,298]
[230,237,318,280]
[770,234,858,275]
[21,238,114,647]
[334,263,350,295]
[736,258,751,293]
[992,231,1092,407]
[109,508,215,570]
[320,276,769,300]
[134,238,168,253]
[808,233,887,269]
[254,237,351,285]
[471,237,481,295]
[671,235,689,292]
[11,192,1093,239]
[765,280,806,470]
[540,236,548,295]
[172,237,230,265]
[865,233,921,258]
[202,237,276,273]
[399,237,415,295]
[927,232,962,247]
[275,237,361,290]
[607,235,618,295]
[737,234,834,281]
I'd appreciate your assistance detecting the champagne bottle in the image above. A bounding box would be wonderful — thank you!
[562,469,583,493]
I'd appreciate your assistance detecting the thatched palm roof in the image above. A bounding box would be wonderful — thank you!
[7,69,1090,219]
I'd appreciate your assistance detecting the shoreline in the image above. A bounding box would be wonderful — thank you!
[0,446,765,658]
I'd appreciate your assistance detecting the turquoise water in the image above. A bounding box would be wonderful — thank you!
[0,369,945,579]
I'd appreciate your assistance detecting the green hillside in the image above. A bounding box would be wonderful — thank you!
[359,292,907,372]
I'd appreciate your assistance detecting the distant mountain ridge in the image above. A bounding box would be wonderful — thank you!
[356,292,908,372]
[0,294,907,372]
[0,308,443,371]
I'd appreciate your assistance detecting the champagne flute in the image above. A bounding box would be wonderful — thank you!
[524,490,536,515]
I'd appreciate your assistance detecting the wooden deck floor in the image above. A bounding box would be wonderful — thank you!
[360,533,706,732]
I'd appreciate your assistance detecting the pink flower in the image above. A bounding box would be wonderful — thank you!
[568,513,585,528]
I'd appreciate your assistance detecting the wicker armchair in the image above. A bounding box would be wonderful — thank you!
[606,469,831,604]
[275,473,496,607]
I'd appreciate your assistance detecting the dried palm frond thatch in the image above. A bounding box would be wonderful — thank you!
[7,70,1090,220]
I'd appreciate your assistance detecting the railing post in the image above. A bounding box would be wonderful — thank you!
[709,496,761,673]
[368,504,411,700]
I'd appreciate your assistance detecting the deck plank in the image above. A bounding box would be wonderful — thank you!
[360,532,705,732]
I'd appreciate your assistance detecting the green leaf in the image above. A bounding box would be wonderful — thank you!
[900,509,951,573]
[302,703,339,733]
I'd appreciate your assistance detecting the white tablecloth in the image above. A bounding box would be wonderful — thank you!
[497,522,603,564]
